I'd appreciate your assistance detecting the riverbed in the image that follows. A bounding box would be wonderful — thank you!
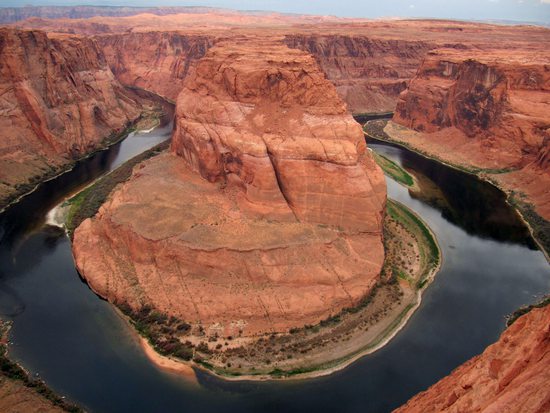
[0,124,548,412]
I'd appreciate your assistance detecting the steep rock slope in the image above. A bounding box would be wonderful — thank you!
[285,34,431,114]
[172,38,386,230]
[73,38,386,336]
[96,32,213,101]
[395,304,550,413]
[389,49,550,219]
[0,28,143,208]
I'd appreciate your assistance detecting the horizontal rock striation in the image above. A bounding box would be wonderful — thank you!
[73,38,386,336]
[172,38,386,231]
[395,304,550,413]
[390,49,550,219]
[394,50,550,168]
[96,32,214,101]
[284,34,431,114]
[0,28,143,208]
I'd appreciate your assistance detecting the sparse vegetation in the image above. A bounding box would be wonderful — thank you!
[372,152,414,187]
[507,295,550,327]
[65,140,170,236]
[117,303,195,361]
[364,119,549,261]
[181,197,441,379]
[387,199,440,276]
[509,196,550,259]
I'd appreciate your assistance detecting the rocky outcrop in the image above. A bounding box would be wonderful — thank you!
[172,38,386,231]
[285,35,431,114]
[96,32,213,101]
[0,28,143,209]
[395,304,550,413]
[73,38,386,336]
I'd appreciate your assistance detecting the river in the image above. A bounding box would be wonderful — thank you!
[0,123,548,412]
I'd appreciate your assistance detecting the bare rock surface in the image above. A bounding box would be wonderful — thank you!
[0,28,142,208]
[73,38,386,336]
[390,48,550,219]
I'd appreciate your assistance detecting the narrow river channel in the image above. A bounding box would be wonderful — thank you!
[0,122,548,412]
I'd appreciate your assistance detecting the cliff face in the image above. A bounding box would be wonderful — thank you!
[172,38,386,231]
[284,35,431,114]
[393,50,550,169]
[389,49,550,220]
[395,304,550,413]
[0,28,143,208]
[96,32,213,101]
[73,38,386,336]
[0,6,228,24]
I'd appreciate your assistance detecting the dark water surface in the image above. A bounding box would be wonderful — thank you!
[0,129,548,413]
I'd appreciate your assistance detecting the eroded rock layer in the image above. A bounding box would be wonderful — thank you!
[284,35,431,114]
[390,49,550,219]
[395,304,550,413]
[172,38,386,231]
[73,38,386,336]
[97,32,213,101]
[0,28,143,208]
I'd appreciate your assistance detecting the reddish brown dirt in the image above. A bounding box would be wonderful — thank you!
[0,378,66,413]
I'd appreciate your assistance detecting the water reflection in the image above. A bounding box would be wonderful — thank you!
[367,138,536,248]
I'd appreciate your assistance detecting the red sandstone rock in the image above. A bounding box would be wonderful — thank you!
[96,32,213,101]
[73,38,386,336]
[0,28,142,208]
[395,305,550,413]
[284,35,431,114]
[172,38,386,231]
[391,49,550,219]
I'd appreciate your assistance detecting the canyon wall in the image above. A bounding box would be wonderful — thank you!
[0,28,144,209]
[395,304,550,413]
[172,38,386,230]
[393,49,550,169]
[0,6,222,24]
[73,38,386,336]
[285,34,431,114]
[96,32,213,101]
[389,49,550,220]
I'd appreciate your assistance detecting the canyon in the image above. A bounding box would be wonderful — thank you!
[0,7,548,412]
[390,47,550,221]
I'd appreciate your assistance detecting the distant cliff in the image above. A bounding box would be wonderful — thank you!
[284,34,431,114]
[96,32,214,101]
[393,50,550,170]
[389,49,550,222]
[0,6,221,24]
